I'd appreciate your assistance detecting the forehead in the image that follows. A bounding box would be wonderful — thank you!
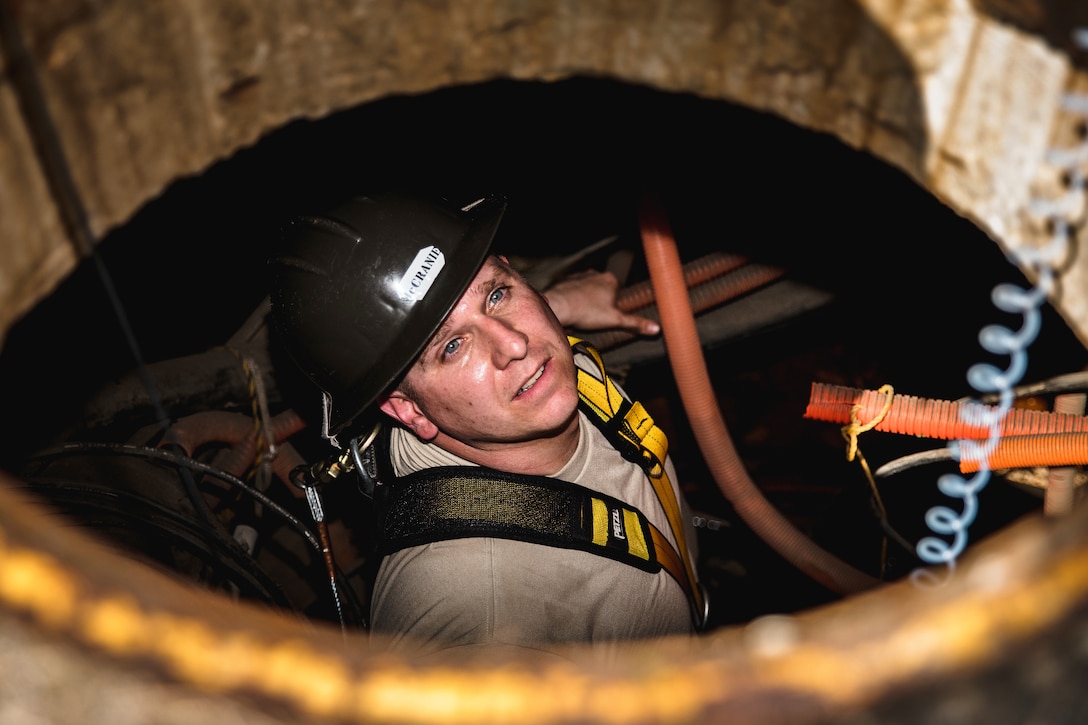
[466,255,506,286]
[412,256,517,365]
[451,256,508,307]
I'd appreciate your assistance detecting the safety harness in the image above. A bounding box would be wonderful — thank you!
[373,337,707,629]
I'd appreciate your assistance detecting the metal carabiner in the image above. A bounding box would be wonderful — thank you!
[349,421,384,499]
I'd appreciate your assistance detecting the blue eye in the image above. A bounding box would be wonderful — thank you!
[489,287,507,306]
[443,338,461,357]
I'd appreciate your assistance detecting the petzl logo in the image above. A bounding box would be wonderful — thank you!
[397,246,445,302]
[611,508,626,540]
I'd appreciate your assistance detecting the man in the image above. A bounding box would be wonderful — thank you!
[269,192,704,660]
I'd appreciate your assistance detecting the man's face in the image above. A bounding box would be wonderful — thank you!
[380,256,581,450]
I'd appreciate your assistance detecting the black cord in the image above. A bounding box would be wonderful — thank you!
[33,442,320,550]
[0,2,224,549]
[29,442,367,626]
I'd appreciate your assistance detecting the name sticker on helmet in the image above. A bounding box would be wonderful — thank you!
[397,246,445,302]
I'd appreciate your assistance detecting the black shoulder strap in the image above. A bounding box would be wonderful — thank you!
[379,465,661,574]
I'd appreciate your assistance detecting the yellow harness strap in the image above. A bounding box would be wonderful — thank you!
[570,336,706,627]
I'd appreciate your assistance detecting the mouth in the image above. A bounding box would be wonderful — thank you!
[515,362,546,398]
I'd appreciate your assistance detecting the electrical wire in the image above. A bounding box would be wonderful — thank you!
[27,441,367,626]
[874,449,956,478]
[30,441,322,551]
[978,370,1088,403]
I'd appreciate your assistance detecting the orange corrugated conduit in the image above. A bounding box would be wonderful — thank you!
[958,432,1088,472]
[805,383,1088,474]
[616,251,750,311]
[805,383,1088,440]
[586,260,787,351]
[638,193,881,596]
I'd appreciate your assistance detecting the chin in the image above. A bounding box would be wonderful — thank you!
[535,402,581,438]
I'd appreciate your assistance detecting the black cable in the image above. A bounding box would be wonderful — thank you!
[2,7,366,629]
[977,370,1088,403]
[22,478,295,609]
[874,448,956,479]
[29,442,368,626]
[33,442,321,551]
[0,1,94,257]
[0,3,223,545]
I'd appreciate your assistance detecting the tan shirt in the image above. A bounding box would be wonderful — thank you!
[369,357,698,660]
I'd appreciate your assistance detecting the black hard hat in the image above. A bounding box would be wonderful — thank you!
[268,192,506,439]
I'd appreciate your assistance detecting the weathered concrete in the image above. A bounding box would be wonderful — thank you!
[2,1,1087,344]
[2,1,1087,723]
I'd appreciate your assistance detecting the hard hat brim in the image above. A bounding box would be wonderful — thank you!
[326,194,507,437]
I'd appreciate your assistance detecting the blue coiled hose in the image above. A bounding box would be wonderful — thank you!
[915,28,1088,577]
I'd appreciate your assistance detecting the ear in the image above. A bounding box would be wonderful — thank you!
[378,391,439,441]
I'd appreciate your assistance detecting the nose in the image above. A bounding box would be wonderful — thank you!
[482,316,528,368]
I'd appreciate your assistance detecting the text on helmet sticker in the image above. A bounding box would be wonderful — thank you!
[397,246,445,303]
